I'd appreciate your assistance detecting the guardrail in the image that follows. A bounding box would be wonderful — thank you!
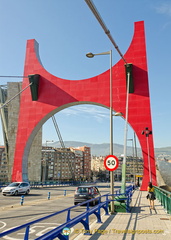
[0,185,134,240]
[30,181,111,188]
[30,181,74,187]
[0,181,118,189]
[154,186,171,215]
[0,181,76,190]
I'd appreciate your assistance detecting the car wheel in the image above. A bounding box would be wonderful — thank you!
[3,194,6,196]
[25,190,30,195]
[14,191,18,196]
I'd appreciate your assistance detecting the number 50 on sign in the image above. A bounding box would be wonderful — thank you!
[104,155,119,171]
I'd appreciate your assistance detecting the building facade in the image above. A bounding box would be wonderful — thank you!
[72,146,91,180]
[91,155,143,182]
[41,146,91,181]
[0,146,8,182]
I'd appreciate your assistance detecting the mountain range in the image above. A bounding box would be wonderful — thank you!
[48,141,171,158]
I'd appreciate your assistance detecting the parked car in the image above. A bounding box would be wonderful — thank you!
[74,185,101,205]
[2,182,30,196]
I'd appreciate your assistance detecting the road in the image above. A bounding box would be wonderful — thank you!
[0,184,111,239]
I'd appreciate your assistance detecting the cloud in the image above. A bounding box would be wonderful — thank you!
[62,105,109,122]
[162,21,171,29]
[155,2,171,16]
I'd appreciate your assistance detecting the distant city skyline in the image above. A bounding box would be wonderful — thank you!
[0,1,171,148]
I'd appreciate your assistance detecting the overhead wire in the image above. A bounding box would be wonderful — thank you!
[84,0,128,64]
[0,82,32,109]
[0,76,28,78]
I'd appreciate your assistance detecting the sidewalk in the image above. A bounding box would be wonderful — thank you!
[72,189,171,240]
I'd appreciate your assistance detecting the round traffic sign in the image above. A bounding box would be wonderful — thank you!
[104,155,119,171]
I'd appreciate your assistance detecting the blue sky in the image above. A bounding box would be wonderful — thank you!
[0,0,171,148]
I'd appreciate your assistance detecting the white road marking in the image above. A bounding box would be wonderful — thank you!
[0,221,6,230]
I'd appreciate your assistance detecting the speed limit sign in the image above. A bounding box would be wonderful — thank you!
[104,155,119,171]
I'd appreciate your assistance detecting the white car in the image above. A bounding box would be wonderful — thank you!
[2,182,30,196]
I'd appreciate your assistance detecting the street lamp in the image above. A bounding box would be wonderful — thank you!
[127,138,135,184]
[113,112,123,182]
[142,127,152,182]
[121,70,131,193]
[86,50,116,213]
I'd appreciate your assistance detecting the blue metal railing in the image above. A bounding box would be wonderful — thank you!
[0,185,134,240]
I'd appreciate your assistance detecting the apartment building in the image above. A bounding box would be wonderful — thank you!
[41,146,91,181]
[72,146,91,180]
[0,146,8,182]
[91,155,143,182]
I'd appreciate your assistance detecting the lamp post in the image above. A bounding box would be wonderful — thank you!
[133,132,139,177]
[86,50,116,213]
[113,112,123,182]
[127,138,135,184]
[142,127,152,182]
[121,70,131,193]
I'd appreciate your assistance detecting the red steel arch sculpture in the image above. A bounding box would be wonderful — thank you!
[12,21,157,190]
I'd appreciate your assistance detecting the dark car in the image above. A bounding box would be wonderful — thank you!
[74,185,101,205]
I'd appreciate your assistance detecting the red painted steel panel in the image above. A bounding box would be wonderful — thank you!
[12,21,157,190]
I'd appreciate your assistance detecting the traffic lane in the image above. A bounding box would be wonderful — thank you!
[0,185,110,208]
[0,190,108,223]
[0,186,109,215]
[0,186,111,239]
[0,191,76,219]
[0,194,101,239]
[0,194,76,235]
[0,186,77,208]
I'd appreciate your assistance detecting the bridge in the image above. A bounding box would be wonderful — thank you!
[0,20,156,191]
[74,189,171,240]
[0,18,170,239]
[0,184,171,239]
[0,0,170,239]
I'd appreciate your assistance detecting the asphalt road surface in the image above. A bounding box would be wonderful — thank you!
[0,184,111,239]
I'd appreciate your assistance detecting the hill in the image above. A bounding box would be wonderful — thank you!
[47,141,171,158]
[49,141,142,157]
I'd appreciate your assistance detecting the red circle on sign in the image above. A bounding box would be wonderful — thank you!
[104,155,119,171]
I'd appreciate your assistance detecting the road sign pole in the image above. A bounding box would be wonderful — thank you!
[110,170,114,213]
[109,50,114,214]
[104,155,119,214]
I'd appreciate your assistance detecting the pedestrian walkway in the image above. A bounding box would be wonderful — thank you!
[72,189,171,240]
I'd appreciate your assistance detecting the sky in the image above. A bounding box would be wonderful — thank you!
[0,0,171,149]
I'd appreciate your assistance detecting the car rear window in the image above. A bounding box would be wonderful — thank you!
[76,187,89,193]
